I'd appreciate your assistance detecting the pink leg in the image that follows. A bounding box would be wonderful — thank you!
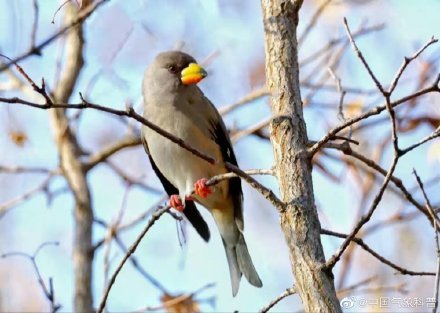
[194,178,212,198]
[169,195,184,212]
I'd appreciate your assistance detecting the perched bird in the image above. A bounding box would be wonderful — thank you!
[141,51,262,296]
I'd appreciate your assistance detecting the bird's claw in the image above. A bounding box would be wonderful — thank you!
[170,195,185,212]
[194,178,212,198]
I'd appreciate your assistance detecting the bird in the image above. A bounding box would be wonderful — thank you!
[141,51,262,296]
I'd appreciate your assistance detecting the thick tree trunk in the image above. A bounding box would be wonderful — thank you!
[49,4,94,312]
[260,1,342,312]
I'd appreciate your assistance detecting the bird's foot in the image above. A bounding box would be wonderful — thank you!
[194,178,212,198]
[169,195,194,211]
[169,195,185,212]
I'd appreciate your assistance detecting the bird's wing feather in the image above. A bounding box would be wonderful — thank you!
[204,96,244,231]
[141,132,211,242]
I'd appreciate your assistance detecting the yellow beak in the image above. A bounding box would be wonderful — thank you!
[181,63,208,85]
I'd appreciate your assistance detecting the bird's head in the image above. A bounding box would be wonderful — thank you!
[145,51,208,91]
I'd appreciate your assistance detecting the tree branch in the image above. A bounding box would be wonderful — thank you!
[0,0,109,73]
[259,287,297,313]
[261,1,342,312]
[97,205,171,313]
[321,228,435,276]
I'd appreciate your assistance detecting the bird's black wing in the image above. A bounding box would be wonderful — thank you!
[208,112,244,231]
[141,131,210,242]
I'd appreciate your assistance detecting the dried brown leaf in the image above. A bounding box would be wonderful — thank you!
[399,116,440,132]
[160,293,200,313]
[9,130,28,147]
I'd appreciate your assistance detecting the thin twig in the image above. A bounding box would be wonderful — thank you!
[324,156,398,270]
[102,184,131,289]
[327,67,351,140]
[389,36,438,94]
[0,165,57,174]
[94,215,170,294]
[218,86,268,116]
[400,128,440,155]
[345,283,408,296]
[413,170,440,313]
[94,167,274,251]
[0,92,217,164]
[104,161,162,195]
[231,116,272,143]
[300,23,385,67]
[0,174,55,218]
[1,242,61,312]
[30,0,40,50]
[84,135,142,170]
[301,81,377,95]
[298,0,333,46]
[113,235,168,294]
[309,29,439,157]
[224,162,282,209]
[322,229,435,276]
[259,287,297,313]
[308,74,440,157]
[97,205,171,313]
[0,0,109,72]
[343,18,385,94]
[337,275,378,297]
[207,167,274,186]
[324,19,407,269]
[323,143,440,227]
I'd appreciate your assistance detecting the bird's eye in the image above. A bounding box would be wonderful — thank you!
[168,65,177,74]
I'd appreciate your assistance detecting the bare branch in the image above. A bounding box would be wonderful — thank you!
[301,81,377,95]
[322,229,435,276]
[224,162,282,209]
[300,23,385,67]
[324,155,398,270]
[259,287,297,313]
[30,0,39,50]
[308,26,439,157]
[84,135,142,171]
[413,170,440,313]
[401,127,440,155]
[219,86,268,116]
[337,276,378,297]
[389,37,438,94]
[327,67,351,140]
[94,167,274,251]
[0,165,57,174]
[0,174,55,218]
[308,74,440,156]
[112,235,169,294]
[1,242,61,312]
[324,19,406,269]
[322,143,440,227]
[298,0,333,46]
[0,0,109,72]
[97,205,171,313]
[343,18,386,94]
[104,161,162,195]
[0,91,217,164]
[231,116,272,143]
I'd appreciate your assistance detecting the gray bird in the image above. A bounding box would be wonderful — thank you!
[141,51,262,296]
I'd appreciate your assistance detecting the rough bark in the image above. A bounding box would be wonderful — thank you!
[49,4,93,312]
[260,1,342,312]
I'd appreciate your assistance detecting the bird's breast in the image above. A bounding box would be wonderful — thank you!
[143,108,229,207]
